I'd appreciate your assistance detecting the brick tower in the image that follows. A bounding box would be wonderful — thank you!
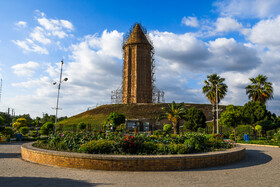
[122,24,153,104]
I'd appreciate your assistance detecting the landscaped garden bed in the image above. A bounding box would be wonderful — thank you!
[34,131,236,155]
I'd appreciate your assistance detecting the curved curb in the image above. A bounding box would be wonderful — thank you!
[238,143,279,148]
[21,142,245,171]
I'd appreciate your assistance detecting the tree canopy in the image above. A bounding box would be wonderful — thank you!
[159,101,186,134]
[245,74,273,104]
[202,73,228,134]
[183,107,206,132]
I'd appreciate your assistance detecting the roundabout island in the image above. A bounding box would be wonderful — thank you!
[21,142,245,171]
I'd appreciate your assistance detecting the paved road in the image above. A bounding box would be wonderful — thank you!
[0,142,279,187]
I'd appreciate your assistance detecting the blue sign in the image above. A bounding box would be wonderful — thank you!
[17,134,23,141]
[244,134,249,142]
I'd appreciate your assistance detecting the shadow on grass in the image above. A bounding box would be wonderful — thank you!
[0,177,109,187]
[191,149,272,171]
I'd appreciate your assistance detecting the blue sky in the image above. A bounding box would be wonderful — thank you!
[1,0,280,118]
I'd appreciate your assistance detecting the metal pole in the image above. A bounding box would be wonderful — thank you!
[54,60,64,134]
[216,85,219,134]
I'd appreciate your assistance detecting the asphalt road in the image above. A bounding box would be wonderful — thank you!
[0,142,279,187]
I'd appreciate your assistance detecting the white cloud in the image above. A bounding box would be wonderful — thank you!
[37,15,73,39]
[12,30,123,117]
[60,20,74,30]
[15,21,27,29]
[30,27,51,44]
[207,38,261,71]
[11,61,40,77]
[246,15,280,49]
[214,0,280,18]
[181,16,199,27]
[13,11,74,54]
[12,39,48,54]
[215,17,242,32]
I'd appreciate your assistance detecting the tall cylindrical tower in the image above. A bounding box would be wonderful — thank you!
[122,24,153,104]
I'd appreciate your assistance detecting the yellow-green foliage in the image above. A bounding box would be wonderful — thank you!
[12,118,27,130]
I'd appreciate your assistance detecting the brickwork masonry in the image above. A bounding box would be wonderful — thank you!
[21,142,245,171]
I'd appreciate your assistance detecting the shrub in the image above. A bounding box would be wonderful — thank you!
[30,131,37,137]
[39,122,54,135]
[78,122,87,131]
[1,127,14,137]
[197,127,205,134]
[107,112,125,131]
[80,139,114,154]
[19,127,29,135]
[12,118,27,130]
[163,124,172,134]
[183,107,206,132]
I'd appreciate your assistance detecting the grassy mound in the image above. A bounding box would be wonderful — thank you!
[58,103,221,130]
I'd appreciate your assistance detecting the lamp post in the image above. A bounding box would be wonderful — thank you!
[53,60,68,134]
[216,85,219,134]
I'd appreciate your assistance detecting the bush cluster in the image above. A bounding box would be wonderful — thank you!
[34,131,236,155]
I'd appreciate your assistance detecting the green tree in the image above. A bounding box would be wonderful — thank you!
[107,112,125,132]
[242,101,267,140]
[183,107,206,132]
[1,127,14,137]
[13,114,33,127]
[220,105,243,141]
[159,101,186,134]
[245,74,273,104]
[0,116,4,132]
[0,112,12,125]
[202,73,228,134]
[12,118,28,130]
[19,127,30,135]
[39,122,54,135]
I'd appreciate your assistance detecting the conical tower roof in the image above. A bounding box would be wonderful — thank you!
[125,24,151,46]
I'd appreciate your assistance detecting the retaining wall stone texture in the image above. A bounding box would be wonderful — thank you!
[21,142,245,171]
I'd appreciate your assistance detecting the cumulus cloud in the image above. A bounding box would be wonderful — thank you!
[12,30,123,117]
[214,0,280,18]
[150,31,209,73]
[181,16,199,27]
[207,38,261,72]
[37,16,73,39]
[15,21,27,29]
[12,39,48,54]
[12,11,74,54]
[150,31,259,73]
[30,27,51,44]
[246,15,280,49]
[215,17,242,32]
[11,61,40,77]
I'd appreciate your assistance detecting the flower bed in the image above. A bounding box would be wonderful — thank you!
[34,132,236,155]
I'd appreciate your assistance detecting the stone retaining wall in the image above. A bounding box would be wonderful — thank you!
[21,142,245,171]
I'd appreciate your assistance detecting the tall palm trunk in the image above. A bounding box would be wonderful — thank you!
[172,122,178,134]
[212,104,216,134]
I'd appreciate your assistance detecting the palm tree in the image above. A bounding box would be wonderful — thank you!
[159,101,186,134]
[246,74,273,104]
[202,73,228,134]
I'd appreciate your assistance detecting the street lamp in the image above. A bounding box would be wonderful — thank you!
[216,85,219,134]
[53,60,68,134]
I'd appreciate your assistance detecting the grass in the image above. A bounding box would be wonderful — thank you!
[237,139,280,146]
[57,103,220,130]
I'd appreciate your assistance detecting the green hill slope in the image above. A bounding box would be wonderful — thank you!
[58,103,221,130]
